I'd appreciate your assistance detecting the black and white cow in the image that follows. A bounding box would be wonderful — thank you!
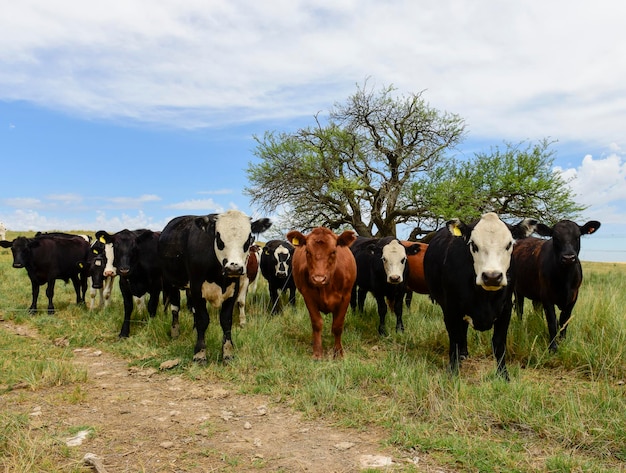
[158,210,271,362]
[423,213,537,379]
[350,236,421,335]
[0,233,91,314]
[259,239,297,314]
[95,229,162,338]
[512,219,600,351]
[87,238,109,310]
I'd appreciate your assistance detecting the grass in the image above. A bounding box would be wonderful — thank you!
[0,234,625,472]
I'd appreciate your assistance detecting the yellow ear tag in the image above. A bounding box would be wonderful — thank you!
[99,236,106,243]
[79,263,84,268]
[292,237,299,246]
[452,226,462,237]
[93,249,98,254]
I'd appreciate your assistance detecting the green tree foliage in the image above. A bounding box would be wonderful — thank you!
[408,139,586,238]
[245,82,585,238]
[246,82,466,237]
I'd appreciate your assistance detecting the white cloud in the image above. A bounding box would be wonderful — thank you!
[559,151,626,224]
[165,199,225,212]
[104,194,161,207]
[1,1,624,145]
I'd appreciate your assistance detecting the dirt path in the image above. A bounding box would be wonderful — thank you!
[2,321,448,472]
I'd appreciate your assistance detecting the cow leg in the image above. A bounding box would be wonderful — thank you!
[357,287,367,312]
[146,287,160,318]
[444,314,467,375]
[71,274,84,305]
[103,277,113,307]
[543,303,559,351]
[331,302,350,359]
[269,283,280,314]
[288,285,297,306]
[514,294,524,320]
[376,296,388,336]
[118,278,134,338]
[191,286,210,363]
[26,279,40,314]
[305,301,324,360]
[219,296,237,362]
[558,302,576,341]
[237,275,249,327]
[492,310,512,381]
[166,287,181,339]
[45,280,56,314]
[404,290,413,308]
[392,296,404,332]
[350,284,357,310]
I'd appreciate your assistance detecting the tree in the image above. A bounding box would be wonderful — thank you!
[406,139,586,239]
[245,82,466,237]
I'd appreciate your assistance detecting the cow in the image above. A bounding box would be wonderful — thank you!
[259,239,297,314]
[512,219,601,351]
[350,236,421,335]
[286,227,357,360]
[0,232,91,314]
[423,213,538,380]
[87,238,109,310]
[235,243,262,327]
[400,240,429,307]
[158,210,272,362]
[95,229,162,338]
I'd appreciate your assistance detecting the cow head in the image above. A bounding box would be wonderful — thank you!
[1,236,38,268]
[195,210,272,278]
[535,219,601,265]
[287,227,356,287]
[96,229,154,277]
[368,237,421,284]
[265,241,294,278]
[448,212,517,290]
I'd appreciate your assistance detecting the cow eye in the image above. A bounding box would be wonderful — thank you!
[505,241,512,251]
[470,241,479,253]
[401,257,406,264]
[215,233,225,251]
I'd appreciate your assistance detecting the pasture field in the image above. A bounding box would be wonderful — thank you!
[0,233,625,472]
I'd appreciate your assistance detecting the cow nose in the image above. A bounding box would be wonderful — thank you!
[223,263,244,277]
[388,274,402,284]
[561,254,577,264]
[312,274,327,285]
[481,271,503,287]
[13,263,24,268]
[103,270,115,277]
[118,268,130,276]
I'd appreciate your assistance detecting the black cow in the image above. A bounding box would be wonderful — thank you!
[350,236,421,335]
[0,233,90,314]
[95,229,162,338]
[259,239,297,314]
[423,213,537,379]
[158,210,271,362]
[512,219,600,351]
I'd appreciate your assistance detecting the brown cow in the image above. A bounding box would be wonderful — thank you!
[401,240,429,295]
[286,227,357,360]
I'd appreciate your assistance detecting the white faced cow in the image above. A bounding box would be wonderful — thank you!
[424,213,538,380]
[158,210,271,363]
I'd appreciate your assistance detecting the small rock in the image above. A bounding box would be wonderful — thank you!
[359,455,394,468]
[160,359,180,370]
[160,441,174,449]
[244,421,252,430]
[220,410,235,421]
[256,405,267,416]
[334,442,355,450]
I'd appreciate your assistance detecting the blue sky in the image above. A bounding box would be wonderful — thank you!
[1,1,625,261]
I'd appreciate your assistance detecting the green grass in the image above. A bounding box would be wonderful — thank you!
[1,237,625,472]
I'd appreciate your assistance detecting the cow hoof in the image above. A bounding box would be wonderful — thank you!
[193,350,207,364]
[170,324,180,339]
[222,340,234,362]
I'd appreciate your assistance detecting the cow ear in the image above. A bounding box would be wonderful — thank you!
[136,230,154,244]
[0,240,12,248]
[95,230,112,244]
[337,230,357,247]
[251,218,272,235]
[445,219,467,239]
[509,218,538,240]
[405,243,422,256]
[580,221,601,235]
[195,216,216,234]
[287,230,306,247]
[534,223,553,237]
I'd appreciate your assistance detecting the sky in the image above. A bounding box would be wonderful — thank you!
[1,1,625,262]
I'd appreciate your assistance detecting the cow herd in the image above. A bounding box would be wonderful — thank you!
[0,211,601,379]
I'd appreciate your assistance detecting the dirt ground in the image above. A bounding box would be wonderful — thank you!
[2,321,450,472]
